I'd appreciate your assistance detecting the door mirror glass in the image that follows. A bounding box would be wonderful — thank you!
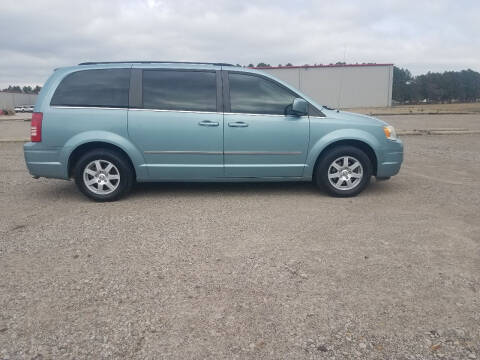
[291,98,308,116]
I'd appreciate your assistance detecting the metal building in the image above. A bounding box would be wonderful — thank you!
[254,63,393,108]
[0,92,37,110]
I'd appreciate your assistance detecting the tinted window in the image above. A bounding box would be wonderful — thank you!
[51,69,130,108]
[229,73,297,115]
[143,70,217,112]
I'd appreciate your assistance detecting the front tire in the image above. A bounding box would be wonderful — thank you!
[315,146,372,197]
[73,149,134,202]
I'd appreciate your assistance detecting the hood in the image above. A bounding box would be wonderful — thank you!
[322,109,388,127]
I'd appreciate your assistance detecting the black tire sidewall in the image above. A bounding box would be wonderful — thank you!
[73,149,133,202]
[315,146,372,197]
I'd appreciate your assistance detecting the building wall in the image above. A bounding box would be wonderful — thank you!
[259,64,393,108]
[0,92,38,110]
[0,66,393,110]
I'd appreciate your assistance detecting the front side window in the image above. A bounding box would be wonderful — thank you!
[51,69,130,108]
[229,73,297,115]
[143,70,217,112]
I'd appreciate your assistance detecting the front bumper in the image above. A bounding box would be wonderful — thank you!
[376,139,403,178]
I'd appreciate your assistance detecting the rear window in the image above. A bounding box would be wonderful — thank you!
[50,69,130,108]
[142,70,217,112]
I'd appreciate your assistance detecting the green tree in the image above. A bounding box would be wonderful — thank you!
[2,85,22,93]
[392,67,414,102]
[393,67,480,103]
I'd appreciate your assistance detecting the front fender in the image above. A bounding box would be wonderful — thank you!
[304,128,381,178]
[60,131,148,180]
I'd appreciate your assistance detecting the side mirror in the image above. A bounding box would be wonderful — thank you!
[291,98,308,116]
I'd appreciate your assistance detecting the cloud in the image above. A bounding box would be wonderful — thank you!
[0,0,479,87]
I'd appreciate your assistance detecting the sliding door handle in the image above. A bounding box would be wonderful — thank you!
[228,121,249,128]
[198,120,219,127]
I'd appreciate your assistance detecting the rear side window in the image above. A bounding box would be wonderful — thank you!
[228,73,297,115]
[143,70,217,112]
[50,69,130,108]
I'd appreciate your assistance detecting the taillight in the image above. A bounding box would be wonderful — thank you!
[31,112,42,142]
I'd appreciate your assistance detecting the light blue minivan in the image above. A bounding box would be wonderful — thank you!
[24,61,403,201]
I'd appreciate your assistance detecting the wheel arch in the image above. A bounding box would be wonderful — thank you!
[305,129,380,179]
[59,131,147,180]
[313,139,378,175]
[68,141,137,178]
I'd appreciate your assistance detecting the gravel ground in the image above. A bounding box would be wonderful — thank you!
[0,114,31,122]
[377,114,480,131]
[0,135,479,359]
[0,120,30,141]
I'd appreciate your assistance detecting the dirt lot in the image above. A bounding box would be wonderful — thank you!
[347,102,480,116]
[1,133,479,359]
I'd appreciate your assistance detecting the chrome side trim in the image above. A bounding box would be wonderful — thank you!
[144,150,222,155]
[225,151,302,155]
[224,112,290,117]
[51,106,127,110]
[129,108,219,114]
[52,106,304,117]
[144,150,302,155]
[51,106,306,117]
[27,161,62,165]
[131,109,290,117]
[225,164,305,168]
[141,164,223,168]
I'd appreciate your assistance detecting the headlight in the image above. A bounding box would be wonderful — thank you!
[383,125,397,140]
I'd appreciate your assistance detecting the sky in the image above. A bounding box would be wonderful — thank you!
[0,0,479,87]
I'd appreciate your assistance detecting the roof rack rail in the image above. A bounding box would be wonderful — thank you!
[78,61,235,66]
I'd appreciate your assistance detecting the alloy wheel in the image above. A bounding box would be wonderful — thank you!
[83,159,120,195]
[327,156,364,191]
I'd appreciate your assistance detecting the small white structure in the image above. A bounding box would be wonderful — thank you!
[255,64,393,108]
[0,92,37,110]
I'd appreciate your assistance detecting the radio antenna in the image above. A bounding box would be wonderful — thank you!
[336,45,347,112]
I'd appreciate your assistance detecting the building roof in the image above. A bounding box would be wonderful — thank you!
[252,63,394,70]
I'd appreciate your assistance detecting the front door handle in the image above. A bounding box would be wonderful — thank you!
[198,120,219,127]
[228,121,249,128]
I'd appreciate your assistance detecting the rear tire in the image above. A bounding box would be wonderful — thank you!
[314,145,372,197]
[73,149,134,202]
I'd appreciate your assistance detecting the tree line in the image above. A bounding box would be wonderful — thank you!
[393,67,480,103]
[1,85,42,94]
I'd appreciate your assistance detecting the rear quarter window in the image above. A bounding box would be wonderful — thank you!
[50,69,130,108]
